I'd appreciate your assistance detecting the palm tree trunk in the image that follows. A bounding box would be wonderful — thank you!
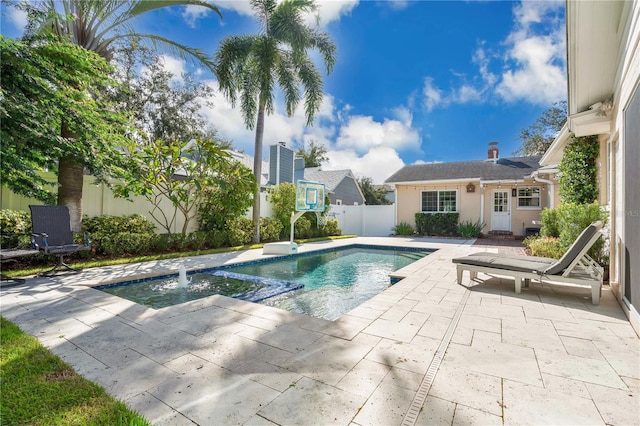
[58,123,84,232]
[252,99,266,244]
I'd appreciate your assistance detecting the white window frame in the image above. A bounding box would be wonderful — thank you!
[516,186,541,210]
[420,190,458,213]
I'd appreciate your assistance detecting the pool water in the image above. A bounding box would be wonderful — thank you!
[228,248,428,320]
[98,246,430,320]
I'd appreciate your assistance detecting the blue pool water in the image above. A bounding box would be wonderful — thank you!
[98,245,431,320]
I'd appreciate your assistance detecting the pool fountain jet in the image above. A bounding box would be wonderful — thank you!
[178,264,191,288]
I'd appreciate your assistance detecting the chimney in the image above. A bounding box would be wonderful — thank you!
[487,142,499,163]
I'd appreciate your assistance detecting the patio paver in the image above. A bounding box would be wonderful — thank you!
[1,236,638,425]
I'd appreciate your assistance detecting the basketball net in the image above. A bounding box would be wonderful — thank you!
[316,212,328,228]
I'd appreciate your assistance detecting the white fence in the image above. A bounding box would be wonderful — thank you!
[329,204,395,237]
[1,174,395,236]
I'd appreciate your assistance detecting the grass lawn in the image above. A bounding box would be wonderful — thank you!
[0,317,149,425]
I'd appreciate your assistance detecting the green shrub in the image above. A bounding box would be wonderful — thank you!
[260,217,283,243]
[524,236,565,259]
[537,202,608,265]
[0,209,32,248]
[559,135,599,204]
[457,219,484,238]
[96,232,155,256]
[415,212,459,236]
[321,219,341,237]
[197,161,256,232]
[293,216,312,239]
[393,222,414,236]
[227,216,253,246]
[267,183,297,238]
[540,208,559,237]
[82,214,156,235]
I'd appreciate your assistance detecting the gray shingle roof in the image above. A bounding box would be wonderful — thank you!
[385,155,543,183]
[303,167,351,192]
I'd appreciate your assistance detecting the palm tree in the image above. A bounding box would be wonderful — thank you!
[25,0,222,231]
[215,0,336,243]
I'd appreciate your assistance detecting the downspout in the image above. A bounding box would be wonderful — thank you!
[479,183,485,232]
[534,175,555,209]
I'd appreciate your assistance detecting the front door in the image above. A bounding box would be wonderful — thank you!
[491,190,511,231]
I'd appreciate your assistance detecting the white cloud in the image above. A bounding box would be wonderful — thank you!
[140,55,187,84]
[313,0,358,26]
[325,147,405,184]
[496,34,566,104]
[422,77,444,111]
[387,1,410,11]
[335,114,421,153]
[7,7,28,33]
[421,0,565,109]
[199,82,339,156]
[495,0,566,104]
[184,0,357,27]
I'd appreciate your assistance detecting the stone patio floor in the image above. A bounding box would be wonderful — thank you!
[1,237,639,425]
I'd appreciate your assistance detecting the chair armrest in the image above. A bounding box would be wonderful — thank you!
[31,232,49,251]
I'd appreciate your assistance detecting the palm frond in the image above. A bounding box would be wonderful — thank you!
[276,52,301,117]
[252,36,278,116]
[98,33,216,71]
[215,35,257,104]
[239,70,259,129]
[297,57,323,126]
[250,0,277,33]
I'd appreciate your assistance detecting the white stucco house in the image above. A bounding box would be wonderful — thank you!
[542,1,639,334]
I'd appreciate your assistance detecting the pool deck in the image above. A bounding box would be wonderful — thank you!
[1,237,639,425]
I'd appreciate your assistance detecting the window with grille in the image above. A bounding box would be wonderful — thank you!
[517,187,541,209]
[421,190,457,212]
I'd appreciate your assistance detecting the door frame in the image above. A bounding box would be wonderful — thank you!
[490,189,511,231]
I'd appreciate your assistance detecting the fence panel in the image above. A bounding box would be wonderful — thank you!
[329,204,395,237]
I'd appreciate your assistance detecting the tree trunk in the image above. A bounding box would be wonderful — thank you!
[58,123,84,232]
[252,100,266,244]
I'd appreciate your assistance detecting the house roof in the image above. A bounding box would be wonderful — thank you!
[303,168,352,192]
[385,155,543,184]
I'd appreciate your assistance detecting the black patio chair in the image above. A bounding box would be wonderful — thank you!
[29,205,91,276]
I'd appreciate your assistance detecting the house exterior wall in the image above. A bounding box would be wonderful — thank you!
[334,178,365,206]
[608,6,640,335]
[395,177,552,236]
[395,182,481,230]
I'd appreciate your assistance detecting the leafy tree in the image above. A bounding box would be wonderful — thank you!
[113,138,253,234]
[215,0,336,243]
[358,177,391,205]
[0,36,130,205]
[198,161,257,232]
[267,183,298,238]
[514,101,567,156]
[558,135,599,204]
[20,0,222,231]
[111,42,216,144]
[296,140,328,167]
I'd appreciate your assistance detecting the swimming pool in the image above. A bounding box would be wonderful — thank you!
[97,245,432,320]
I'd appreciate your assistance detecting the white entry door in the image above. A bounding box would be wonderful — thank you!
[491,190,511,231]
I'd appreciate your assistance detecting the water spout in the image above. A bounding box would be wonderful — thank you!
[178,264,191,288]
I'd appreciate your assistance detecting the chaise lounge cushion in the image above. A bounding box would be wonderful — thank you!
[452,254,555,274]
[453,221,603,277]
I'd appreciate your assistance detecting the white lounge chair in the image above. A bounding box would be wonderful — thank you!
[453,221,604,304]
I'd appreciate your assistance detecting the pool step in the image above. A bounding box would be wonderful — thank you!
[208,270,303,302]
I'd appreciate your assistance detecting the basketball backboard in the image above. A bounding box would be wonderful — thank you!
[295,180,325,212]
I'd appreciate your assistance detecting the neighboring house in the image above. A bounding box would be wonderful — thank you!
[266,142,366,206]
[303,167,366,206]
[385,142,557,237]
[542,2,639,334]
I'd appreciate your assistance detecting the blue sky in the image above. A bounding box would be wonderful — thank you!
[1,1,567,183]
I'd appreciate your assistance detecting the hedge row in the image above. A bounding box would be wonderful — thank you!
[414,212,460,236]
